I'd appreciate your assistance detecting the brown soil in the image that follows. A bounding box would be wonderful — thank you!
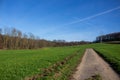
[71,48,120,80]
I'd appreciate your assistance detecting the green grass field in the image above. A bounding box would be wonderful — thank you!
[0,43,120,80]
[0,46,85,80]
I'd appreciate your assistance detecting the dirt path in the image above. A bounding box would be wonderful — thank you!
[71,48,120,80]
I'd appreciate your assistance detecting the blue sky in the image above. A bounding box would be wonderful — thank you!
[0,0,120,41]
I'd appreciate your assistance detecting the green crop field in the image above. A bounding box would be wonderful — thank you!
[0,43,120,80]
[0,46,85,80]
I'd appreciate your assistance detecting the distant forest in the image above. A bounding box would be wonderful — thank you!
[96,32,120,43]
[0,27,89,49]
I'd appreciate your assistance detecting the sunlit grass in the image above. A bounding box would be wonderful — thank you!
[0,46,84,80]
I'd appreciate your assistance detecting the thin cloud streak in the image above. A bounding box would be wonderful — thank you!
[40,6,120,38]
[64,6,120,26]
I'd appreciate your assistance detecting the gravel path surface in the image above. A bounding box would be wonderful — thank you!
[71,48,120,80]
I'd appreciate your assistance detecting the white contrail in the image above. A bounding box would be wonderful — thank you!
[64,6,120,26]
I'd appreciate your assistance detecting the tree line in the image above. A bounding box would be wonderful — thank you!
[96,32,120,43]
[0,27,90,49]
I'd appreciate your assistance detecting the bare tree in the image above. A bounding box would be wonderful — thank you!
[0,28,3,49]
[3,27,10,49]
